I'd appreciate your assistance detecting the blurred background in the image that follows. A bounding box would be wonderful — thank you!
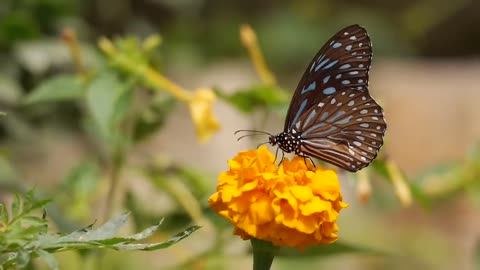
[1,0,480,269]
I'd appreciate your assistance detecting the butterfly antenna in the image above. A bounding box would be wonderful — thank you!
[256,141,269,149]
[234,129,272,136]
[235,129,272,141]
[237,134,270,141]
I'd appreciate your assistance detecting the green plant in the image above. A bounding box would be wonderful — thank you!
[0,191,199,269]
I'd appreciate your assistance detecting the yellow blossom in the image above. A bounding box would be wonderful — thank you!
[97,36,221,143]
[188,88,221,143]
[208,146,348,250]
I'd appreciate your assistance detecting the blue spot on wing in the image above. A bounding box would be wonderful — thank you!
[323,76,330,84]
[290,99,308,130]
[322,60,338,70]
[315,58,329,72]
[327,111,346,122]
[323,87,336,95]
[301,81,316,94]
[305,126,338,137]
[302,110,317,129]
[303,122,327,135]
[335,115,353,125]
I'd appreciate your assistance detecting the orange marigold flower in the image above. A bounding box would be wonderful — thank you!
[208,146,348,250]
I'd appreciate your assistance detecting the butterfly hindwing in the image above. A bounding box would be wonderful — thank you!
[285,24,373,131]
[295,88,385,171]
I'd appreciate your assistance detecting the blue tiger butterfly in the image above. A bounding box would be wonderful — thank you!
[237,24,386,172]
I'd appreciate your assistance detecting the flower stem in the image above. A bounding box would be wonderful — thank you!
[386,159,412,207]
[104,150,124,219]
[357,168,371,203]
[251,238,277,270]
[240,24,276,86]
[98,37,192,102]
[62,28,86,76]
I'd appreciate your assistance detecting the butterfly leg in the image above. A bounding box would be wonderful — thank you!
[307,156,316,169]
[300,154,316,170]
[277,151,285,166]
[274,147,280,164]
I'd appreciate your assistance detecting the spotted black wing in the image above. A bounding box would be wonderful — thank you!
[285,24,372,132]
[293,88,386,172]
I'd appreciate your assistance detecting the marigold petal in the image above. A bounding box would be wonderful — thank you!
[249,195,274,224]
[300,196,332,216]
[208,146,348,250]
[290,185,314,202]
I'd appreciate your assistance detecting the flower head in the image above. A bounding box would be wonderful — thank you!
[208,146,348,250]
[188,88,221,143]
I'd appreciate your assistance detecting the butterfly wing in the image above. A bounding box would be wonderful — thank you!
[285,24,372,132]
[296,88,386,172]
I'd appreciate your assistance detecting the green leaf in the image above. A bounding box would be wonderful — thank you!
[370,158,389,179]
[215,85,289,113]
[123,219,164,241]
[276,241,387,257]
[60,161,100,219]
[11,193,21,218]
[35,249,59,270]
[23,215,47,226]
[0,252,17,268]
[23,75,84,104]
[0,203,9,223]
[133,95,177,142]
[15,250,30,268]
[112,225,201,251]
[60,212,130,242]
[29,199,52,213]
[86,72,132,140]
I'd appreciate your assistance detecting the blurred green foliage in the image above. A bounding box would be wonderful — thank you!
[0,192,199,269]
[0,0,479,269]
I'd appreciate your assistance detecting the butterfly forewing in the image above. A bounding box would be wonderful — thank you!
[296,88,386,171]
[285,24,373,131]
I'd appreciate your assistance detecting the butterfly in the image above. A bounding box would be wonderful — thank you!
[237,24,386,172]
